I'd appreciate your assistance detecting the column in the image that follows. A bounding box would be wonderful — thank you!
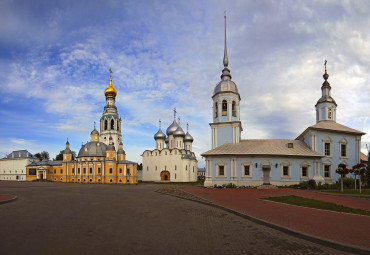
[228,101,231,121]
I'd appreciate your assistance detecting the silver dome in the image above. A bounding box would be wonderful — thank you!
[173,126,185,137]
[166,119,179,136]
[213,79,239,96]
[154,128,166,140]
[78,142,107,157]
[184,132,194,142]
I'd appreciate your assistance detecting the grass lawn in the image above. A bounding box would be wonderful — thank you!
[322,190,370,196]
[261,195,370,216]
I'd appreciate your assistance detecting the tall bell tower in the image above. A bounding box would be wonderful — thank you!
[210,13,242,149]
[99,69,122,150]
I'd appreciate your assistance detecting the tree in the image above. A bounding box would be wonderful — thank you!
[137,163,143,170]
[34,151,50,161]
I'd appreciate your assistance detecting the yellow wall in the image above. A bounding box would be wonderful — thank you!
[27,160,137,184]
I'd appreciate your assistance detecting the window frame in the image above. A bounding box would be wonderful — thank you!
[241,162,252,177]
[324,164,331,178]
[216,163,226,177]
[280,161,291,178]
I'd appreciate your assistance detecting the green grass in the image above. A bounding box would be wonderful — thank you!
[322,190,370,196]
[261,195,370,216]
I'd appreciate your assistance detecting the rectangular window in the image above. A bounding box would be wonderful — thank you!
[244,165,250,176]
[89,168,92,174]
[54,169,56,174]
[98,168,101,174]
[61,169,63,174]
[109,168,113,174]
[219,165,225,176]
[302,167,307,177]
[283,166,289,176]
[324,165,331,178]
[72,168,75,174]
[324,143,330,156]
[83,168,86,174]
[127,169,130,175]
[78,168,80,174]
[341,144,346,157]
[29,169,36,175]
[119,168,122,174]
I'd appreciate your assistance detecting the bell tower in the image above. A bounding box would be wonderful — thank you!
[210,13,242,149]
[100,68,122,150]
[315,60,337,123]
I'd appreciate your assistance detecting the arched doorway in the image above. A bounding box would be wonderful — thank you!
[160,171,170,181]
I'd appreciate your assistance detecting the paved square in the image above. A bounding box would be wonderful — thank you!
[0,182,356,254]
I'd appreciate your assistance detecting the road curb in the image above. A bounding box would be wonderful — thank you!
[172,188,370,255]
[0,195,18,205]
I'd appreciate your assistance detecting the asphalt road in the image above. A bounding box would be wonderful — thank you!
[0,182,354,255]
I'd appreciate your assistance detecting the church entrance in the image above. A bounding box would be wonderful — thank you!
[40,173,44,180]
[160,171,170,181]
[262,167,270,184]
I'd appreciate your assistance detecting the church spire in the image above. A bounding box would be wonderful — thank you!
[221,12,232,80]
[315,60,337,123]
[223,11,229,68]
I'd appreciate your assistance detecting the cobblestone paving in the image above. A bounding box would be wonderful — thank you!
[0,182,358,255]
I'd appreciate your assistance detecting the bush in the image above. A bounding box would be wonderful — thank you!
[341,177,355,188]
[298,181,309,189]
[308,179,316,189]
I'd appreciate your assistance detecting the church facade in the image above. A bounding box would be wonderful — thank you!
[26,72,138,184]
[141,114,198,182]
[202,16,365,187]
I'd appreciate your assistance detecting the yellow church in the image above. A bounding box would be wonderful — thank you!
[26,71,138,184]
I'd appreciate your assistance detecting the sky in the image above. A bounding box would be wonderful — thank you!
[0,0,369,167]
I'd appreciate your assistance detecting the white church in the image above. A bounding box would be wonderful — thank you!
[202,16,365,187]
[142,113,198,182]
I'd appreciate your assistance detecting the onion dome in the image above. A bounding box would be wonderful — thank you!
[166,119,179,136]
[184,132,194,142]
[104,71,117,98]
[91,129,99,135]
[173,126,185,137]
[154,128,166,140]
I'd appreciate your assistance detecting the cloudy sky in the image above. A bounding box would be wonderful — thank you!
[0,0,369,166]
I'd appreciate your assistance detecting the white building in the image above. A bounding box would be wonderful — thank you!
[142,115,198,182]
[202,16,365,187]
[0,150,37,181]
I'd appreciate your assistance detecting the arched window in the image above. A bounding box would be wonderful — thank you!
[104,120,108,130]
[215,102,218,118]
[232,101,236,117]
[222,100,227,116]
[111,119,115,130]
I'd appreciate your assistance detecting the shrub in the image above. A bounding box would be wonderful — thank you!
[298,181,309,189]
[308,179,316,189]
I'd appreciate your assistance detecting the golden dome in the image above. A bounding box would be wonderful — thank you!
[104,75,117,98]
